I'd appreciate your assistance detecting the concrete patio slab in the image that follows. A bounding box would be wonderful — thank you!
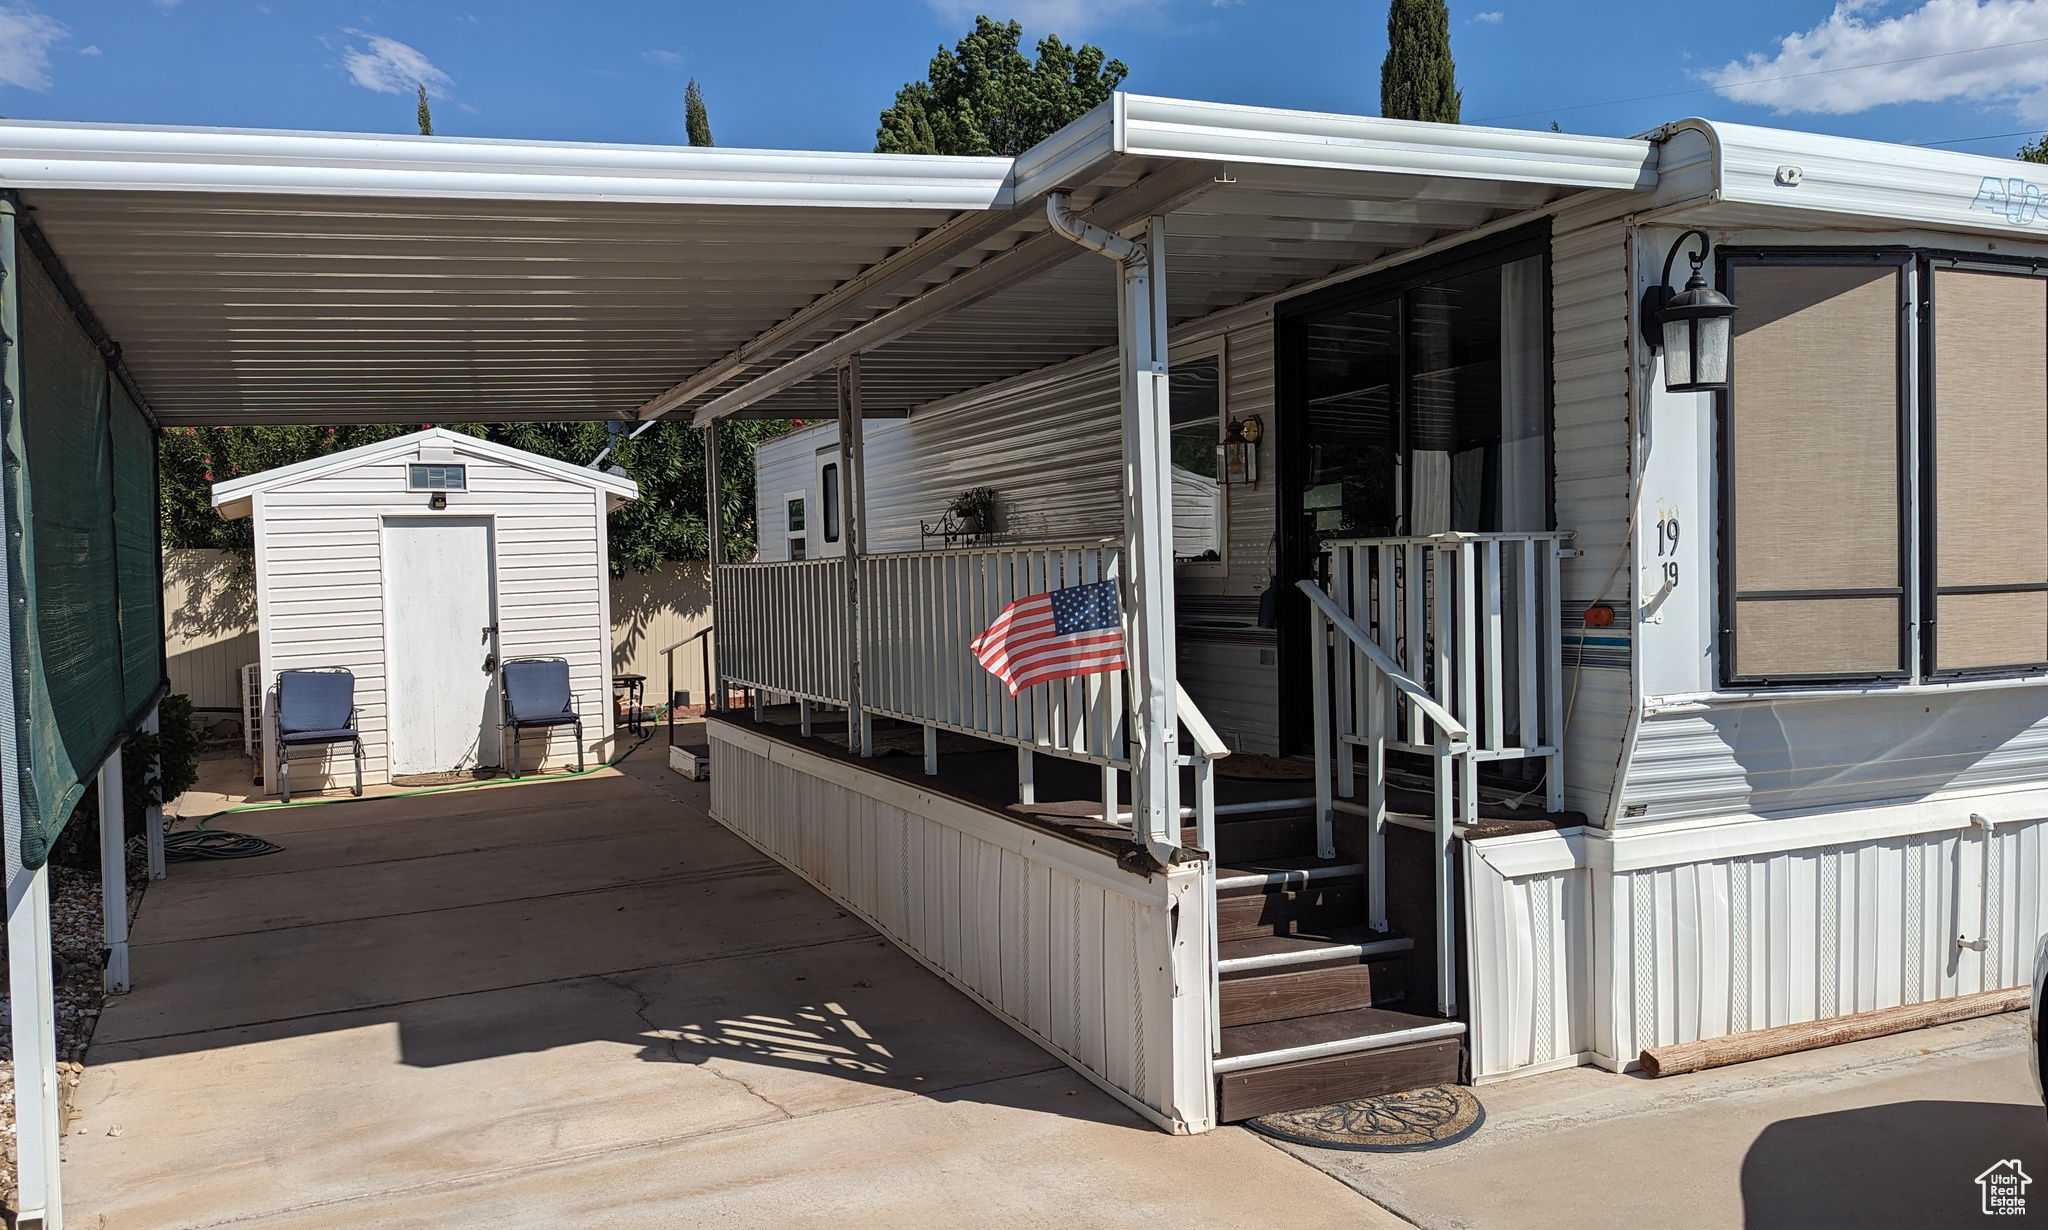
[64,749,1401,1229]
[1267,1009,2048,1230]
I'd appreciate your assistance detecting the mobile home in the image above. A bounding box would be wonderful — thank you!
[707,102,2048,1128]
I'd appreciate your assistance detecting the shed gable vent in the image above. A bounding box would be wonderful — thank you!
[408,463,466,491]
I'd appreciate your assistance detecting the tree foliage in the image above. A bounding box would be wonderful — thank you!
[875,16,1127,157]
[2022,134,2048,164]
[417,83,434,136]
[159,419,788,576]
[685,78,714,147]
[1381,0,1460,124]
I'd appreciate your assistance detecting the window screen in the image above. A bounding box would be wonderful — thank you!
[821,463,840,544]
[1727,263,1904,680]
[1930,268,2048,671]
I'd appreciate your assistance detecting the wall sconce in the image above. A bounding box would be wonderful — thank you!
[1221,415,1262,487]
[427,493,448,510]
[1639,229,1738,393]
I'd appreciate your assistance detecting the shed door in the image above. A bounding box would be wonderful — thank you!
[385,518,498,775]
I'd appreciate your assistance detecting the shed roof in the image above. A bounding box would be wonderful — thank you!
[209,427,639,519]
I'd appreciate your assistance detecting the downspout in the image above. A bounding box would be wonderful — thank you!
[1046,192,1182,869]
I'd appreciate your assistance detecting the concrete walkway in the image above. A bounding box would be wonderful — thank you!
[1271,1009,2046,1230]
[64,752,1394,1228]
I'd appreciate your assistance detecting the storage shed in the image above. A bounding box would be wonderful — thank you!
[212,428,638,793]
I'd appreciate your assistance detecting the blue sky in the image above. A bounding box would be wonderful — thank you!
[9,1,2048,159]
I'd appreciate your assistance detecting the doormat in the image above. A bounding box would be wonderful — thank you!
[389,768,502,787]
[1247,1085,1483,1152]
[1216,753,1314,781]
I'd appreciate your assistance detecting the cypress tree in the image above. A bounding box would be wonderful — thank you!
[416,83,433,136]
[685,78,714,147]
[1380,0,1460,124]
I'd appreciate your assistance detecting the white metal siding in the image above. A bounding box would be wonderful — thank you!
[1465,835,1593,1080]
[255,449,614,791]
[708,721,1213,1132]
[1600,816,2048,1061]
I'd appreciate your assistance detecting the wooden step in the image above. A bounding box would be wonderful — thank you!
[1218,927,1413,977]
[1217,1030,1464,1122]
[1181,811,1315,864]
[1219,959,1406,1027]
[1216,878,1364,942]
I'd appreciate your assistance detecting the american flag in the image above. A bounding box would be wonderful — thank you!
[969,579,1128,696]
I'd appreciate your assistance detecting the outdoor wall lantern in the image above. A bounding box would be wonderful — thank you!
[1221,415,1262,487]
[1639,229,1737,394]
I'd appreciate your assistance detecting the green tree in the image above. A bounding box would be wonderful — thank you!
[875,15,1127,156]
[159,419,788,575]
[685,78,714,147]
[1381,0,1460,124]
[2022,134,2048,163]
[417,83,434,136]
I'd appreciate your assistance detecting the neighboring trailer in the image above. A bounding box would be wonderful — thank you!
[212,429,637,793]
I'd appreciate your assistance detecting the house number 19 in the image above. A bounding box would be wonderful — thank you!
[1656,513,1680,588]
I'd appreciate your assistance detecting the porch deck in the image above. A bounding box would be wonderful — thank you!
[60,744,1387,1227]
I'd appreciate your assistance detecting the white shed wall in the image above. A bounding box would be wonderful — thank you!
[254,446,616,793]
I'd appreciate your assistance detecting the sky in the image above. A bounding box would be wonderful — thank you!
[9,0,2048,160]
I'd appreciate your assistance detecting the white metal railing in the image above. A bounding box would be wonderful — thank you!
[1176,681,1230,1053]
[1299,529,1572,1019]
[861,542,1128,767]
[715,558,851,707]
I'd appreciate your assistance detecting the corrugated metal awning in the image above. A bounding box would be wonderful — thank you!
[0,97,1664,428]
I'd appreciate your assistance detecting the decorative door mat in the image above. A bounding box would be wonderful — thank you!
[1247,1085,1483,1152]
[1215,753,1315,781]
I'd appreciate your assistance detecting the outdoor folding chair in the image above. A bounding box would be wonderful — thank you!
[275,666,364,803]
[500,657,584,778]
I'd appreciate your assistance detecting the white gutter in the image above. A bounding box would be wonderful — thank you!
[0,119,1015,209]
[1044,191,1146,266]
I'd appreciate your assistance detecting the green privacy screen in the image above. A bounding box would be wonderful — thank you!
[2,213,166,868]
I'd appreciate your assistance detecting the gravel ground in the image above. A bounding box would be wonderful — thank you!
[0,853,143,1216]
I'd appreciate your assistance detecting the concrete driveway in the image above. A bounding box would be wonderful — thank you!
[63,750,1393,1229]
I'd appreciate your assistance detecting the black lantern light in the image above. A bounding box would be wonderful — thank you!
[1639,229,1737,393]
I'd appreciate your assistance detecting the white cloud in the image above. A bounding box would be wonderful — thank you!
[339,29,451,96]
[1469,9,1503,21]
[922,0,1167,35]
[643,48,683,69]
[152,0,181,8]
[78,44,98,56]
[1707,0,2048,121]
[0,8,66,90]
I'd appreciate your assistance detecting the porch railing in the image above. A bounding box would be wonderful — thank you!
[860,542,1127,767]
[1302,530,1572,1019]
[715,557,851,707]
[714,542,1128,768]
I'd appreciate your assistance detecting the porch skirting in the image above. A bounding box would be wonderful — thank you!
[706,718,1216,1133]
[1458,796,2048,1081]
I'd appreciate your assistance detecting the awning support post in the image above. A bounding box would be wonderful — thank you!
[704,422,724,713]
[100,746,129,993]
[0,195,65,1228]
[836,356,871,757]
[143,703,164,881]
[1047,193,1180,863]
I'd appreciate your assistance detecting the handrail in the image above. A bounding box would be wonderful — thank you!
[1175,683,1230,762]
[659,626,712,657]
[1295,580,1468,741]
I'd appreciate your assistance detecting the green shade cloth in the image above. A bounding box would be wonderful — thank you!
[2,214,165,868]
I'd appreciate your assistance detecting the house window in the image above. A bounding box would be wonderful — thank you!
[1723,260,1906,682]
[1170,355,1224,563]
[786,494,806,561]
[821,463,841,545]
[1720,250,2048,685]
[407,463,466,491]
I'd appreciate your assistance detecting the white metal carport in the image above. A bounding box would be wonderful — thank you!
[0,95,1661,1223]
